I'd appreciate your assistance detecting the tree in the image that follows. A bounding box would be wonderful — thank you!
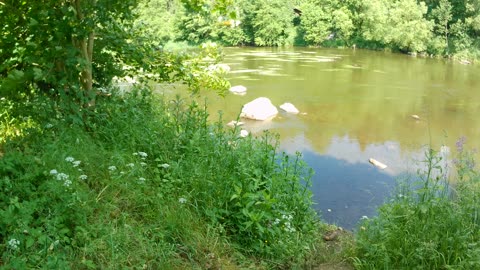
[0,0,231,109]
[360,0,434,53]
[432,0,453,52]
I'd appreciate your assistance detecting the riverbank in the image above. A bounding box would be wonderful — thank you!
[0,89,355,268]
[2,87,479,269]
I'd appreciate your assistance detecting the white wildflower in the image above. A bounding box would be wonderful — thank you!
[65,156,75,162]
[133,152,138,156]
[139,177,146,183]
[159,163,170,169]
[126,163,134,168]
[108,166,117,171]
[140,162,147,166]
[72,160,81,167]
[178,197,187,204]
[63,179,72,187]
[56,173,69,181]
[273,218,281,225]
[79,175,88,181]
[50,169,58,175]
[138,152,148,159]
[8,239,20,250]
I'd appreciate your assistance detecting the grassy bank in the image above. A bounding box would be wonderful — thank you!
[0,88,356,269]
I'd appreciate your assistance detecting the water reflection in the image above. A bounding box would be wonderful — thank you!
[160,47,480,229]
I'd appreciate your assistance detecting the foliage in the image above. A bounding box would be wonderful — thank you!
[0,0,230,112]
[355,143,480,269]
[0,90,321,268]
[141,0,480,60]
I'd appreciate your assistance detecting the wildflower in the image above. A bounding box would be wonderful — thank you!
[108,166,117,171]
[56,173,69,181]
[273,218,281,225]
[72,160,81,167]
[8,239,20,250]
[138,152,148,159]
[178,197,187,204]
[79,175,88,181]
[64,180,72,187]
[456,136,467,153]
[140,162,147,166]
[65,156,75,162]
[126,163,134,168]
[50,169,58,175]
[139,177,146,183]
[159,163,170,169]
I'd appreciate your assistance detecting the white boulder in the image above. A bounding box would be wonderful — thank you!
[229,85,247,94]
[240,97,278,121]
[279,103,300,114]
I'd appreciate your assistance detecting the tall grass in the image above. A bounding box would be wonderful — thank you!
[355,144,480,269]
[0,87,320,268]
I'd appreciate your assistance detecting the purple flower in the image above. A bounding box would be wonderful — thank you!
[455,136,467,153]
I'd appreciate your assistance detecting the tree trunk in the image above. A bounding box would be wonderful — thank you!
[73,0,96,106]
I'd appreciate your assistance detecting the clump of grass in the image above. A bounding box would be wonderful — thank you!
[354,143,480,269]
[0,87,321,268]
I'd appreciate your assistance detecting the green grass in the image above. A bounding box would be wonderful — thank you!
[354,147,480,269]
[0,88,331,269]
[4,86,480,269]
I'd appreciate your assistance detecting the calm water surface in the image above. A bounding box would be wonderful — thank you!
[163,47,480,229]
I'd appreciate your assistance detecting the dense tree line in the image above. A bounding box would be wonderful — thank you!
[138,0,480,60]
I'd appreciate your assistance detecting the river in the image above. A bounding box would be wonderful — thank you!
[159,47,480,229]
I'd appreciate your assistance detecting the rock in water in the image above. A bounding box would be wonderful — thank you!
[369,158,387,169]
[279,102,300,114]
[229,85,247,94]
[240,97,278,121]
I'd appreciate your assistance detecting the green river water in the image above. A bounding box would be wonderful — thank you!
[160,47,480,229]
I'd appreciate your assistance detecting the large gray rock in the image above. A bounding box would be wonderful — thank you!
[241,97,278,121]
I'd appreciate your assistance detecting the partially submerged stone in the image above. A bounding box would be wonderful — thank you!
[240,97,278,121]
[369,158,387,169]
[411,114,420,120]
[279,102,300,114]
[229,85,247,94]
